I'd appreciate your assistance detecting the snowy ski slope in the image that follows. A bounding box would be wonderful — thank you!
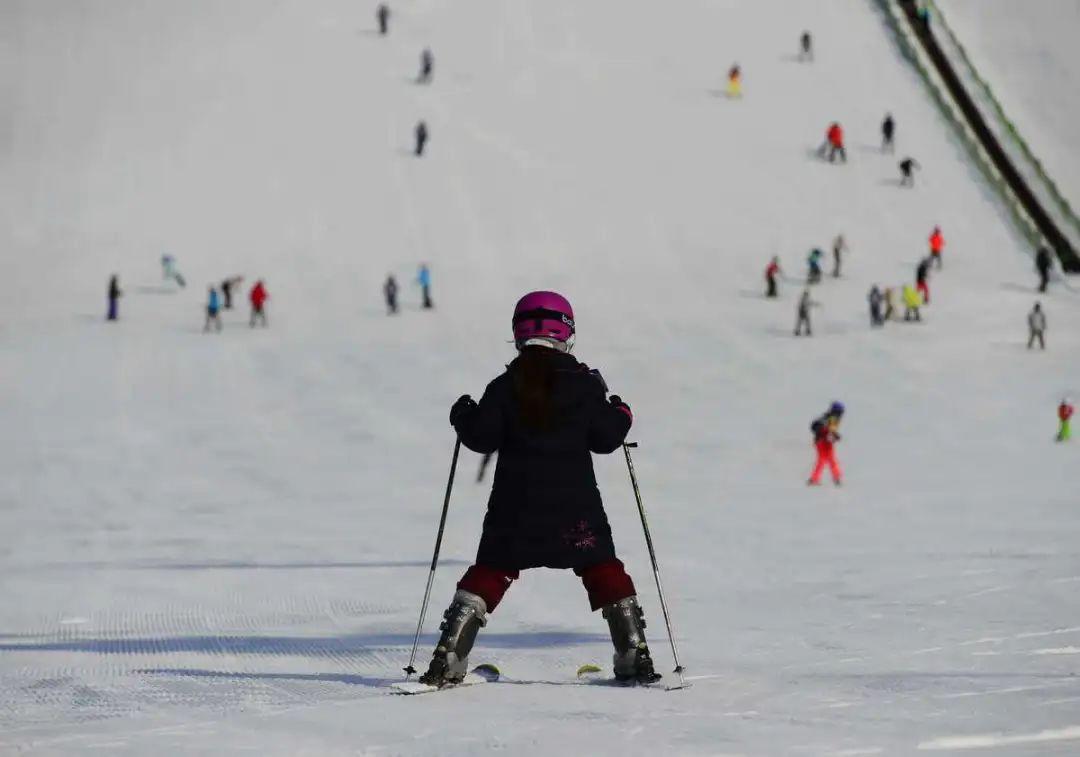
[2,0,1079,754]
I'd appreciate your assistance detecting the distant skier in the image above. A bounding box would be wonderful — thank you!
[831,234,847,278]
[727,64,742,98]
[107,275,122,321]
[807,248,823,284]
[881,113,895,152]
[1027,302,1046,350]
[794,289,816,336]
[414,120,428,156]
[161,255,186,287]
[204,286,223,332]
[221,276,243,310]
[808,402,844,486]
[868,285,884,327]
[1035,245,1053,293]
[902,283,923,321]
[414,291,661,687]
[928,226,945,269]
[825,122,846,163]
[249,280,268,327]
[899,157,920,187]
[376,3,390,35]
[1058,398,1074,442]
[384,274,399,314]
[418,48,434,84]
[417,264,433,309]
[765,256,782,298]
[798,31,813,62]
[915,256,931,304]
[883,286,897,321]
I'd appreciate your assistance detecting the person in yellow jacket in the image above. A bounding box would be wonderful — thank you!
[902,284,922,322]
[727,64,742,98]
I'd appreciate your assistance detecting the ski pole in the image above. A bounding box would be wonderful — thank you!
[403,436,462,679]
[622,442,687,688]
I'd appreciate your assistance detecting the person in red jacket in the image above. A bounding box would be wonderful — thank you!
[826,122,846,163]
[765,256,781,298]
[249,280,269,328]
[1058,398,1073,442]
[929,226,945,269]
[808,402,844,486]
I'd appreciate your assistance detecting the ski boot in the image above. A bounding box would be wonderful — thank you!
[602,596,661,684]
[418,590,487,687]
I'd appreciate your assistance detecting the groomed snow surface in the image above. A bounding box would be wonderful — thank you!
[2,1,1079,754]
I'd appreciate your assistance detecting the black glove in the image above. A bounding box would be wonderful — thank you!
[449,394,476,426]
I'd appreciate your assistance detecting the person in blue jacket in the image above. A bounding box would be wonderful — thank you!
[417,264,433,309]
[204,286,223,332]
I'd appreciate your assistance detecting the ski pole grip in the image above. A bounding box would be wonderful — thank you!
[625,442,639,448]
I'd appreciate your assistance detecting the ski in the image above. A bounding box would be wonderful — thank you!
[390,663,500,695]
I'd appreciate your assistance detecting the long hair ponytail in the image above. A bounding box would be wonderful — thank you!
[512,345,557,430]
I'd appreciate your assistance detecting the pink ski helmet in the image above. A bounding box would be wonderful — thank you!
[512,291,575,349]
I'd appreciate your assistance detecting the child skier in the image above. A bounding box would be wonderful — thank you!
[826,122,846,163]
[417,264,433,309]
[1058,398,1074,442]
[928,226,945,269]
[414,120,429,156]
[1027,302,1046,350]
[868,285,884,327]
[727,64,742,97]
[765,256,781,298]
[807,248,823,284]
[883,286,897,321]
[808,402,844,486]
[418,48,434,84]
[899,157,920,187]
[376,3,390,35]
[221,276,243,309]
[915,256,931,304]
[249,280,268,327]
[416,291,661,687]
[1035,246,1053,293]
[902,283,922,321]
[384,274,399,314]
[161,255,186,287]
[832,234,847,278]
[204,286,223,332]
[798,31,813,62]
[794,289,816,336]
[107,275,122,321]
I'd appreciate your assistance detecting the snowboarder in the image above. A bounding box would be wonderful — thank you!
[249,280,268,327]
[868,285,884,327]
[384,274,399,315]
[825,122,846,163]
[107,275,122,321]
[161,255,186,287]
[881,113,895,152]
[417,264,433,309]
[794,289,816,336]
[204,286,223,332]
[928,226,945,269]
[376,3,389,35]
[798,31,813,62]
[883,286,897,322]
[727,64,742,98]
[808,402,844,486]
[899,157,920,187]
[1058,398,1074,442]
[414,120,428,156]
[418,48,434,84]
[807,248,823,284]
[221,276,243,310]
[765,256,781,298]
[916,256,931,304]
[902,283,922,321]
[415,291,661,687]
[1035,245,1053,293]
[1027,302,1046,350]
[832,234,847,278]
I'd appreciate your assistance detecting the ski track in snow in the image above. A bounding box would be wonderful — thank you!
[2,0,1079,754]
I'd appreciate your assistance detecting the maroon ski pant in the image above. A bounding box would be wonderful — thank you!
[457,559,636,612]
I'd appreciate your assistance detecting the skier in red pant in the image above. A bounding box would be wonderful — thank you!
[416,291,661,688]
[808,402,844,486]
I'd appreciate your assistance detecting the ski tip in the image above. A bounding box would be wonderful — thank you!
[472,663,501,682]
[576,663,603,678]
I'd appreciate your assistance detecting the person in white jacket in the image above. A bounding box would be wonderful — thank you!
[1028,302,1047,350]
